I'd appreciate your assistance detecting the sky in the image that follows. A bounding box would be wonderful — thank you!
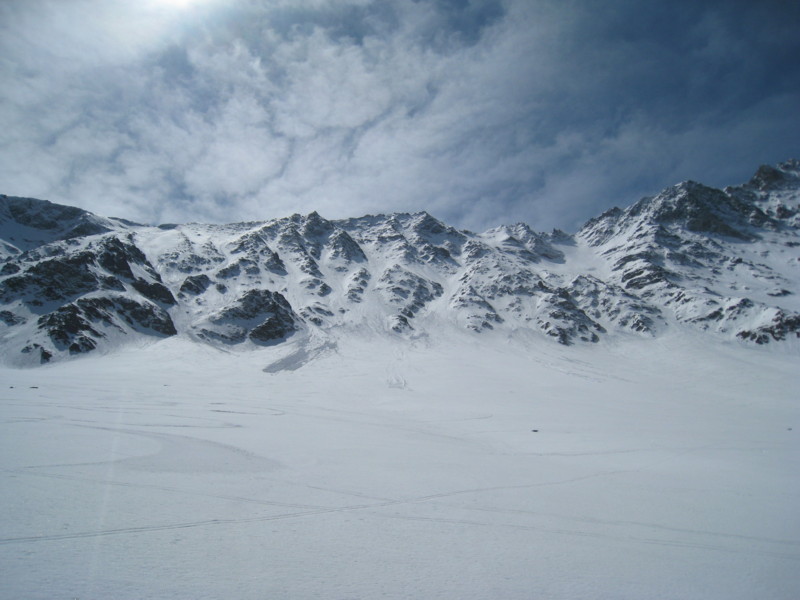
[1,0,798,233]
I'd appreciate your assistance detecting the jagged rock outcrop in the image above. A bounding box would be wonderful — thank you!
[194,289,297,345]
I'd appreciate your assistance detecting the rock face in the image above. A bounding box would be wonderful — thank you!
[1,159,799,364]
[577,159,800,344]
[195,289,297,345]
[0,225,180,364]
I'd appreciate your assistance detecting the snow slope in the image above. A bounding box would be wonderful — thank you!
[1,330,798,599]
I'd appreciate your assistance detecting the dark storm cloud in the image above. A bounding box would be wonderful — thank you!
[0,0,797,232]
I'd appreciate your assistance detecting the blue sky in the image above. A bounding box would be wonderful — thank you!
[1,0,798,232]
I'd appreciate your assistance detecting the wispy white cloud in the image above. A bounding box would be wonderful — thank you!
[0,0,798,232]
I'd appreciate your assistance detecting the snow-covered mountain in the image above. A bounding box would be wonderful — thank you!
[1,159,799,365]
[3,164,800,600]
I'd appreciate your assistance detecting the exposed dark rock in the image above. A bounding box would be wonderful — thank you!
[1,196,109,239]
[537,289,604,345]
[277,226,324,277]
[389,314,412,333]
[131,279,176,306]
[33,295,177,358]
[1,253,99,303]
[450,286,502,332]
[737,311,800,344]
[301,211,334,241]
[200,289,297,345]
[580,206,624,245]
[37,305,105,352]
[216,262,241,279]
[157,237,225,274]
[21,343,52,363]
[620,265,676,291]
[179,274,212,296]
[105,297,177,336]
[96,237,142,278]
[463,240,492,262]
[249,316,295,342]
[216,258,260,280]
[262,250,288,275]
[478,269,542,299]
[301,278,332,297]
[749,164,789,190]
[0,309,25,325]
[377,265,443,323]
[346,268,371,302]
[230,231,288,275]
[569,275,662,335]
[767,289,792,297]
[328,229,367,263]
[100,276,126,292]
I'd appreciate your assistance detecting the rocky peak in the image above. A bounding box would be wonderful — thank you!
[643,181,771,239]
[0,195,115,257]
[301,211,334,239]
[582,180,772,245]
[578,206,625,246]
[745,159,800,191]
[327,229,367,263]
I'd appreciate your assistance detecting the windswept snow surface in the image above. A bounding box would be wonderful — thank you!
[1,331,799,599]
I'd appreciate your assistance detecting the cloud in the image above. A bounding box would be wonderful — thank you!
[0,0,798,232]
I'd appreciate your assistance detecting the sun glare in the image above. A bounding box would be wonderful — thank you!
[156,0,198,8]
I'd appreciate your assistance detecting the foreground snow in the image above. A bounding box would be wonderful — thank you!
[1,332,799,599]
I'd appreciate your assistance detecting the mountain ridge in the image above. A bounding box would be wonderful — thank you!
[1,159,798,365]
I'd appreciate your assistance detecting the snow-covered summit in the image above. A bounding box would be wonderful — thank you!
[1,160,799,365]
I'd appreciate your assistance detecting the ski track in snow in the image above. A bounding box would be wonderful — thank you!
[3,467,798,564]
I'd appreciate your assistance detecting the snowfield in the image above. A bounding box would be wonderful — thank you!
[2,330,798,599]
